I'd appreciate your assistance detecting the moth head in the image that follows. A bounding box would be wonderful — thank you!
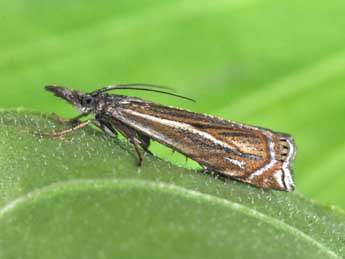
[45,85,97,113]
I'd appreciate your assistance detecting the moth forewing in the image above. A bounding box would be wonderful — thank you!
[109,99,296,192]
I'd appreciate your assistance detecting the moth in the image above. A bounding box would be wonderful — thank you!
[38,84,296,192]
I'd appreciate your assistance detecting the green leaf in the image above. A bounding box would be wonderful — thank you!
[0,110,344,259]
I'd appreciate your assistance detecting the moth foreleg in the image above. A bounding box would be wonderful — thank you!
[36,119,94,137]
[51,112,89,124]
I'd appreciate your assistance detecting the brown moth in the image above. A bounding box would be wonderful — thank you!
[38,84,296,192]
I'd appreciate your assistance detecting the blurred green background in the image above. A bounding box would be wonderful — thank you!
[1,0,345,210]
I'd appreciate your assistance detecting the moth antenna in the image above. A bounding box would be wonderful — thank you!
[92,86,195,102]
[109,83,175,91]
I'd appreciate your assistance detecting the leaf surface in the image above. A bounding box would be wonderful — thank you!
[0,110,344,259]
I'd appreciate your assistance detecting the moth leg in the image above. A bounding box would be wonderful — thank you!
[137,131,153,155]
[131,139,143,166]
[111,121,144,166]
[97,120,118,138]
[51,112,89,124]
[35,119,93,137]
[184,156,189,164]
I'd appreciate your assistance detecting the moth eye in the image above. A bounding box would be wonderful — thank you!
[82,95,95,106]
